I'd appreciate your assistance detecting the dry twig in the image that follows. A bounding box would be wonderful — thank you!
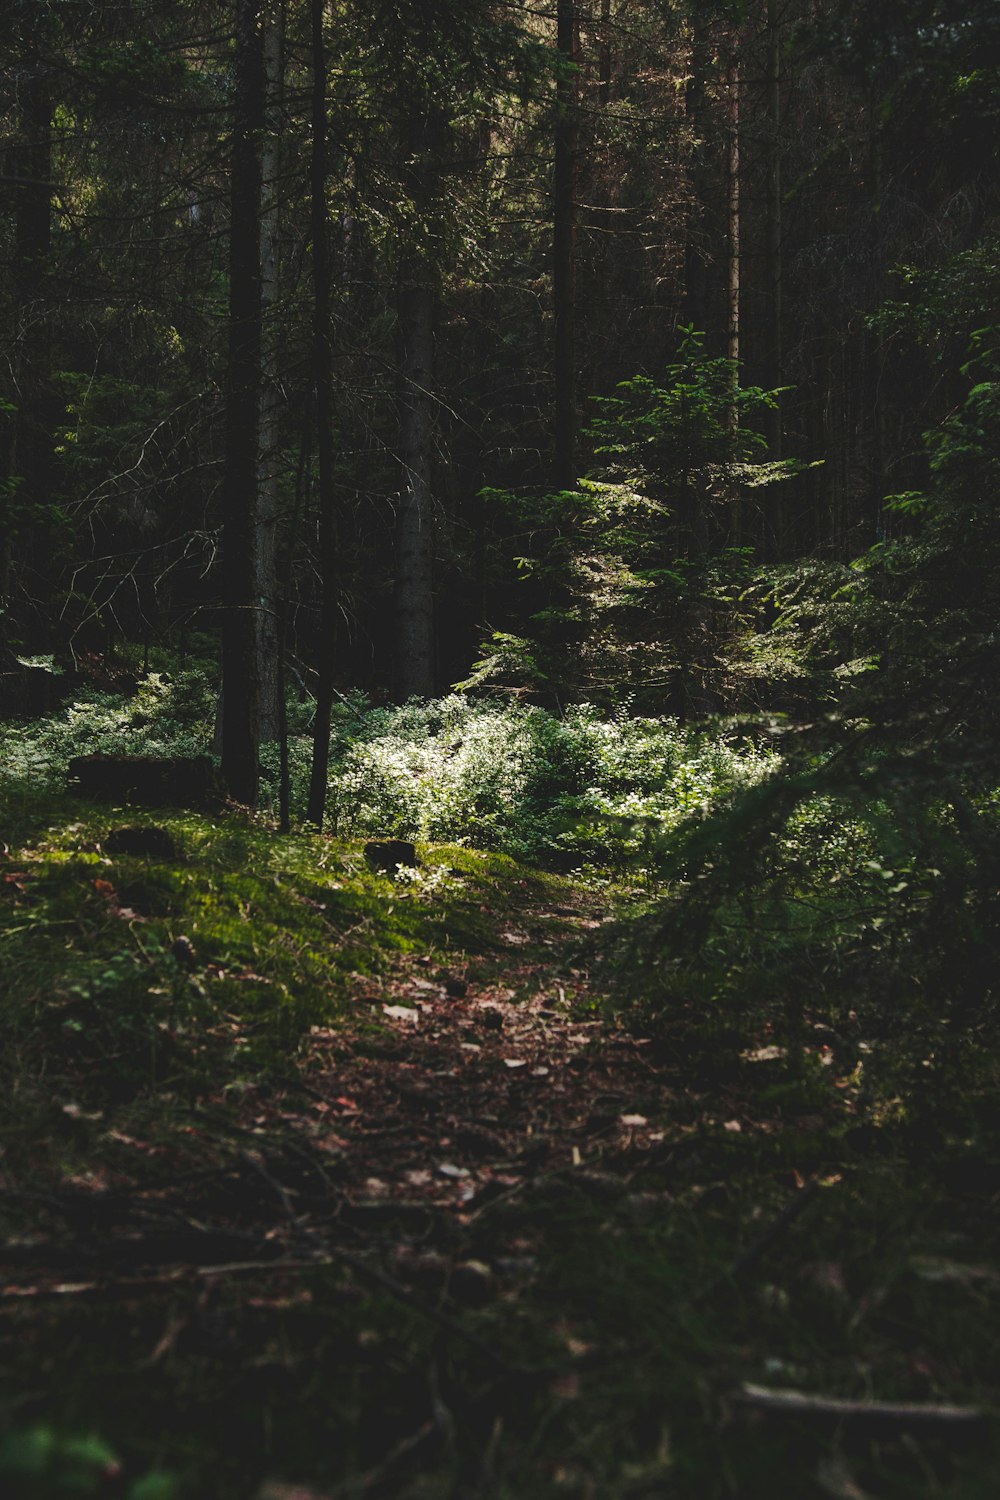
[734,1384,988,1440]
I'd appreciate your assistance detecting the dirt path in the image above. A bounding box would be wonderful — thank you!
[3,846,995,1497]
[0,882,680,1311]
[291,896,668,1232]
[0,879,738,1497]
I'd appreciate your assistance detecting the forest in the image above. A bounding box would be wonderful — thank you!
[1,0,999,1495]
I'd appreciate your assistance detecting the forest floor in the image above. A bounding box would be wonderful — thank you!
[1,806,998,1498]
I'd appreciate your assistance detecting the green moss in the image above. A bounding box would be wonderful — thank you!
[0,800,575,1115]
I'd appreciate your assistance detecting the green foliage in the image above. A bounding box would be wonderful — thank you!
[847,250,1000,754]
[0,804,554,1130]
[0,1423,176,1499]
[340,0,548,270]
[586,327,781,477]
[78,36,191,109]
[0,670,776,872]
[874,239,1000,359]
[631,756,991,991]
[471,331,802,710]
[54,368,179,492]
[727,558,878,711]
[4,714,1000,1499]
[320,693,777,868]
[0,664,217,801]
[607,275,1000,1110]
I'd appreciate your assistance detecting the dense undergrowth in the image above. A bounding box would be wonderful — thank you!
[0,669,777,867]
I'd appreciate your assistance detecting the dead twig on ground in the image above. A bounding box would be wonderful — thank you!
[733,1384,988,1440]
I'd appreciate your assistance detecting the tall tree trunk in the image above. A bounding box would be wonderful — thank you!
[763,0,783,557]
[598,0,611,108]
[679,18,715,713]
[553,0,579,490]
[279,412,311,833]
[306,0,338,828]
[393,104,442,702]
[868,95,888,541]
[725,44,741,554]
[256,0,285,743]
[1,58,52,660]
[764,0,782,461]
[726,49,740,427]
[395,266,436,698]
[683,13,709,334]
[221,0,264,806]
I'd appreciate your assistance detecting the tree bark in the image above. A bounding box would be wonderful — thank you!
[395,267,436,698]
[726,49,740,430]
[393,104,442,702]
[553,0,579,491]
[279,414,311,834]
[256,0,285,743]
[683,13,710,335]
[764,0,782,461]
[306,0,339,828]
[599,0,611,108]
[221,0,265,807]
[763,0,783,558]
[868,93,887,541]
[1,58,52,660]
[724,42,742,554]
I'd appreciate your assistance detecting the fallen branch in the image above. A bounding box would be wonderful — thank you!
[259,1414,439,1500]
[1,1243,519,1376]
[3,1160,517,1376]
[733,1384,988,1440]
[0,1259,324,1301]
[323,1243,517,1377]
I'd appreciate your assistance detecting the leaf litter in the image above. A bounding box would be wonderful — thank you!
[2,861,998,1497]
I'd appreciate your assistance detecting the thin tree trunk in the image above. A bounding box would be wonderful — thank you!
[257,0,285,743]
[725,45,742,555]
[1,60,52,660]
[680,17,719,714]
[395,269,436,698]
[726,50,740,426]
[764,0,782,461]
[393,102,441,701]
[599,0,611,107]
[306,0,338,829]
[278,412,311,833]
[683,13,709,334]
[553,0,579,490]
[221,0,264,807]
[764,0,783,557]
[868,95,887,541]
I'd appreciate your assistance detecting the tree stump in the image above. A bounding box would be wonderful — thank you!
[68,754,221,809]
[364,839,418,875]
